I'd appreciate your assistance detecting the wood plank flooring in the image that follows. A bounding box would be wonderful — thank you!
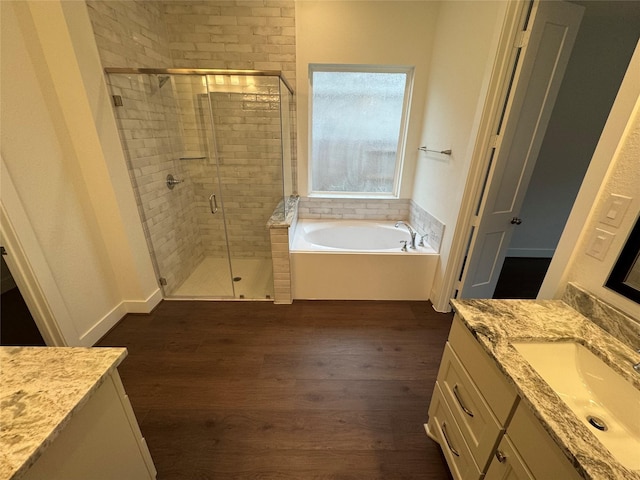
[98,300,454,479]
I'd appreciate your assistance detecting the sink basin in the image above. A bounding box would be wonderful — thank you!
[513,341,640,471]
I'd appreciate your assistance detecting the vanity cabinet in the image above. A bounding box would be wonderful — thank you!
[427,315,581,480]
[21,370,156,480]
[427,315,518,479]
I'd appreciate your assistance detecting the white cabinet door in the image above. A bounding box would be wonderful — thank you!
[485,435,534,480]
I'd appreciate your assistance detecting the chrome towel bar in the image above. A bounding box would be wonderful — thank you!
[418,146,452,155]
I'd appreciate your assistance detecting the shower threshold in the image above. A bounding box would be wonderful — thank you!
[170,256,274,300]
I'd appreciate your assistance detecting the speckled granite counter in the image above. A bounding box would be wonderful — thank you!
[266,195,299,229]
[0,347,127,480]
[450,298,640,480]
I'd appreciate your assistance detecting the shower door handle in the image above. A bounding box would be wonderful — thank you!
[208,193,218,214]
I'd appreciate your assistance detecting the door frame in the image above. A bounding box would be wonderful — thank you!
[1,156,71,346]
[432,0,530,312]
[458,0,583,299]
[435,1,636,311]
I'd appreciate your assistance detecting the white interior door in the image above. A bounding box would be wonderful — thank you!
[460,0,584,298]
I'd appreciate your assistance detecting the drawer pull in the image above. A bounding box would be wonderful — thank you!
[441,422,460,457]
[453,384,474,417]
[495,450,507,463]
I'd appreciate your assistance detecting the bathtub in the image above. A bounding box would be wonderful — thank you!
[290,220,439,300]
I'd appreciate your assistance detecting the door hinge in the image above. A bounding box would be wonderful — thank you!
[515,30,530,49]
[112,95,123,107]
[0,246,6,256]
[159,277,167,286]
[489,134,501,150]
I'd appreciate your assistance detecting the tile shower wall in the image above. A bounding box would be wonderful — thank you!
[86,1,172,68]
[162,1,296,86]
[162,0,298,194]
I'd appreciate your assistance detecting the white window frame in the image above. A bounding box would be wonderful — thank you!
[308,64,414,198]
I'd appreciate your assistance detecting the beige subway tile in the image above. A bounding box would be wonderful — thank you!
[220,25,252,35]
[207,15,238,26]
[266,16,294,27]
[252,7,281,17]
[196,42,226,52]
[267,35,294,45]
[237,16,267,26]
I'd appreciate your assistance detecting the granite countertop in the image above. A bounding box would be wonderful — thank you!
[450,298,640,480]
[266,195,299,228]
[0,347,127,480]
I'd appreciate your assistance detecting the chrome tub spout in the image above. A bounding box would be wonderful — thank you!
[395,221,417,249]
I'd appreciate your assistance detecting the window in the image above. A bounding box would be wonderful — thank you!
[309,65,413,197]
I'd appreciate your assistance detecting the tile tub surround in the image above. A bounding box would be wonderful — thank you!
[298,197,410,220]
[409,199,444,252]
[0,347,127,480]
[563,282,640,350]
[450,298,640,480]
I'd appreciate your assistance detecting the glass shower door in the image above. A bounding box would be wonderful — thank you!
[205,73,283,300]
[168,74,237,298]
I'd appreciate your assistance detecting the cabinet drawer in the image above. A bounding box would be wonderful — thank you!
[438,343,504,470]
[449,315,517,425]
[427,384,482,480]
[508,403,582,480]
[485,435,534,480]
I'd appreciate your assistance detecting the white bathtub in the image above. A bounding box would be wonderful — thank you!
[290,220,438,300]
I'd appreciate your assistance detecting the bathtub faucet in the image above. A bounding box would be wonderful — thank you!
[395,221,417,249]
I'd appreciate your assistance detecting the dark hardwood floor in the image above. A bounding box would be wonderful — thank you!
[493,257,552,299]
[98,300,454,479]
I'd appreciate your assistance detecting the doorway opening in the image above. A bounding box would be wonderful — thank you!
[1,255,45,346]
[459,1,640,300]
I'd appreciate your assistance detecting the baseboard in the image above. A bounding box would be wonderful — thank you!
[431,302,452,313]
[79,289,163,346]
[124,288,163,314]
[80,302,128,346]
[506,247,555,258]
[424,422,439,443]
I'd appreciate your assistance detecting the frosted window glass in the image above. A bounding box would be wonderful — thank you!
[311,70,409,194]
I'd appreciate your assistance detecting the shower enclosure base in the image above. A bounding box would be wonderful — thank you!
[171,256,274,300]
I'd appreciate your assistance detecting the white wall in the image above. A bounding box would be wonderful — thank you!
[295,0,441,198]
[508,2,640,258]
[542,40,640,320]
[411,1,506,305]
[0,1,160,346]
[563,99,640,319]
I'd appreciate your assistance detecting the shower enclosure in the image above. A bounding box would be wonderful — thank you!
[105,68,294,300]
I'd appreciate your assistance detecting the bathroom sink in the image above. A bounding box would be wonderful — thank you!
[513,341,640,472]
